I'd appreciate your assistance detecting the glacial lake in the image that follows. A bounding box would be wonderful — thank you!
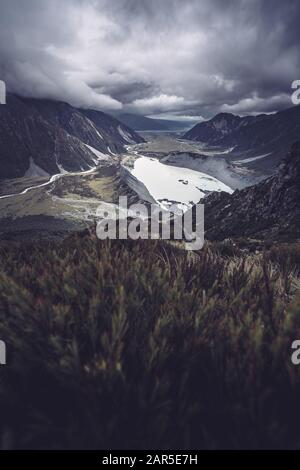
[131,156,233,211]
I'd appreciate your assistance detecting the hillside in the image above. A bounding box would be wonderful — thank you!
[0,95,144,180]
[204,142,300,241]
[184,105,300,171]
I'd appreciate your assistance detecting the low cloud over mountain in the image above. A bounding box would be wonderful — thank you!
[0,0,299,118]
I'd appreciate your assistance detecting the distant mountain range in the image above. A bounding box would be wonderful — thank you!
[184,105,300,172]
[0,95,144,180]
[204,142,300,241]
[114,113,193,132]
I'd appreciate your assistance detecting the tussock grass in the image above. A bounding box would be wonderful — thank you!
[0,233,299,449]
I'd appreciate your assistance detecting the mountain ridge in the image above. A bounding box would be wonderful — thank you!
[114,112,193,131]
[0,94,144,180]
[184,105,300,171]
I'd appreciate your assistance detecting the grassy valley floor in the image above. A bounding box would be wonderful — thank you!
[0,163,140,240]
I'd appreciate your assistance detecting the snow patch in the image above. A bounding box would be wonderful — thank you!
[85,144,110,163]
[57,162,68,174]
[107,146,116,155]
[233,153,271,164]
[95,128,103,140]
[118,126,135,144]
[24,158,49,178]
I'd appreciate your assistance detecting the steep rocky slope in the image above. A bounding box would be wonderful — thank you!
[0,95,144,179]
[204,142,300,241]
[24,98,144,153]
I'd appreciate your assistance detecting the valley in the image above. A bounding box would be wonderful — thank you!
[0,131,258,239]
[1,0,300,452]
[124,132,266,191]
[0,162,125,239]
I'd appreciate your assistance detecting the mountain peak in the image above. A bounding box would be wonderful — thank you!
[183,105,300,171]
[211,112,239,121]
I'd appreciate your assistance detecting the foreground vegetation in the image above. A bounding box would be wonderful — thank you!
[0,232,300,449]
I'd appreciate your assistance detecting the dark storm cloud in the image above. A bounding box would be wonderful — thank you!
[0,0,299,117]
[90,80,157,104]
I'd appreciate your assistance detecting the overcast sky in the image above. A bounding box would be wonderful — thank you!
[0,0,299,120]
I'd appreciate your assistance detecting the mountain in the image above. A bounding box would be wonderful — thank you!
[114,113,192,131]
[0,95,144,180]
[204,142,300,241]
[184,105,300,171]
